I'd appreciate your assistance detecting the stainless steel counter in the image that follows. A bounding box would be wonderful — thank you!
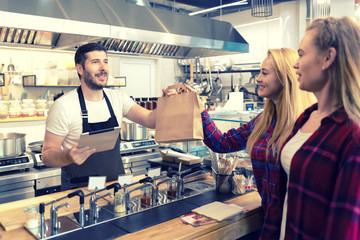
[0,167,61,185]
[0,167,61,204]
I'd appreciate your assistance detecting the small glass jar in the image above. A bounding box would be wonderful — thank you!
[167,177,177,201]
[140,186,151,209]
[35,98,48,110]
[9,99,21,117]
[24,205,39,229]
[20,108,30,117]
[21,99,36,117]
[8,109,19,118]
[114,191,126,214]
[35,109,45,117]
[232,173,246,195]
[0,100,8,119]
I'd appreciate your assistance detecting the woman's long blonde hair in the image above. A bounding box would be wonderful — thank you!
[246,48,316,160]
[307,16,360,124]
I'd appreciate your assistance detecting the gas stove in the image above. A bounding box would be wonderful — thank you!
[0,154,34,173]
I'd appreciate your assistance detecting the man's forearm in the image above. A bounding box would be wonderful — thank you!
[42,148,73,167]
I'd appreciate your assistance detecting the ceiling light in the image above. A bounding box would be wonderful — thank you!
[189,0,248,16]
[251,0,273,17]
[311,0,331,19]
[356,0,360,24]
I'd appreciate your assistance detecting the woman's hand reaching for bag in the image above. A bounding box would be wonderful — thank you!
[162,83,187,96]
[161,83,205,112]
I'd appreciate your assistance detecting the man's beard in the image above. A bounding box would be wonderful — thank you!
[83,70,107,90]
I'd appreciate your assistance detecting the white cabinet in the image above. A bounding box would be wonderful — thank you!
[119,58,156,97]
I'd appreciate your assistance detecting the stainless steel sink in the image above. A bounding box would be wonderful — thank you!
[25,216,82,239]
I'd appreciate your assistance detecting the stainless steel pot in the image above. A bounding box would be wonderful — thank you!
[121,120,149,141]
[28,141,43,153]
[0,132,26,158]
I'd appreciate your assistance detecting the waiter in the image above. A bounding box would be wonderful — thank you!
[42,43,157,190]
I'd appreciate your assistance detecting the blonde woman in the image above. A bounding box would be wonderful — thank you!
[192,48,316,225]
[263,17,360,240]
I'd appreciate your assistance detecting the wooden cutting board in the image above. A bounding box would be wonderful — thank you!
[192,201,244,222]
[175,157,203,165]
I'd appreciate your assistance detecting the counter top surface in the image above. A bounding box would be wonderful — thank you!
[0,175,263,240]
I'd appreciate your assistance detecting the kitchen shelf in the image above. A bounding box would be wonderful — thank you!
[183,69,260,74]
[23,85,79,88]
[0,116,46,123]
[23,85,124,88]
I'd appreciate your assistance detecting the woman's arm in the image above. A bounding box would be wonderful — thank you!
[202,110,260,153]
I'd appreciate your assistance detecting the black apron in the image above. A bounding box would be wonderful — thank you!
[61,87,125,190]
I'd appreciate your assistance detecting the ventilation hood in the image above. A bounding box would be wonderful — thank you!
[0,0,249,59]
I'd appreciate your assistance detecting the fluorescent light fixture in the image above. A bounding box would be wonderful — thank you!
[189,0,248,16]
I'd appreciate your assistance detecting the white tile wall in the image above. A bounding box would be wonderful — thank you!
[1,120,46,144]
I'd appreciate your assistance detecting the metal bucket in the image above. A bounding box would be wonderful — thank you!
[121,120,149,141]
[0,132,26,158]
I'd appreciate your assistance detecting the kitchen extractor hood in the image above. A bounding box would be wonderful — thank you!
[0,0,249,59]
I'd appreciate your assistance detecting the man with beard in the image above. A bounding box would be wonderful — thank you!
[42,43,158,190]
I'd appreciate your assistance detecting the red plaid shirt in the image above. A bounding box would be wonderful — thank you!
[262,104,360,240]
[201,110,280,217]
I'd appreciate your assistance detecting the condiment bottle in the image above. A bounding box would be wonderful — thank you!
[145,98,152,110]
[140,98,147,108]
[135,98,141,105]
[152,97,158,109]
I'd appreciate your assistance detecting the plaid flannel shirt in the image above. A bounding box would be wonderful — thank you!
[201,110,280,216]
[262,104,360,240]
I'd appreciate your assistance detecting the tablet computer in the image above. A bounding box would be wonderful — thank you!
[78,126,120,152]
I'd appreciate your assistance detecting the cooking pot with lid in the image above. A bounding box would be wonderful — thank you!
[28,141,43,153]
[121,120,149,141]
[0,132,26,158]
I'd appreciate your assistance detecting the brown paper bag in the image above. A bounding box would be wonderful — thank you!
[155,84,204,143]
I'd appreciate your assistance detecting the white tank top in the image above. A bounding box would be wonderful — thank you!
[279,129,313,240]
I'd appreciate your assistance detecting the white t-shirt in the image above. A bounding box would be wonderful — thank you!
[46,88,135,150]
[279,129,313,240]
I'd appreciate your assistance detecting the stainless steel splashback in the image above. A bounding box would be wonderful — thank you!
[0,0,248,58]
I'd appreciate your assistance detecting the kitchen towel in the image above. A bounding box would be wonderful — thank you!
[155,84,204,143]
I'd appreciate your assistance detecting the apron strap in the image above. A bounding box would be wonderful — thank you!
[77,87,88,128]
[77,86,117,132]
